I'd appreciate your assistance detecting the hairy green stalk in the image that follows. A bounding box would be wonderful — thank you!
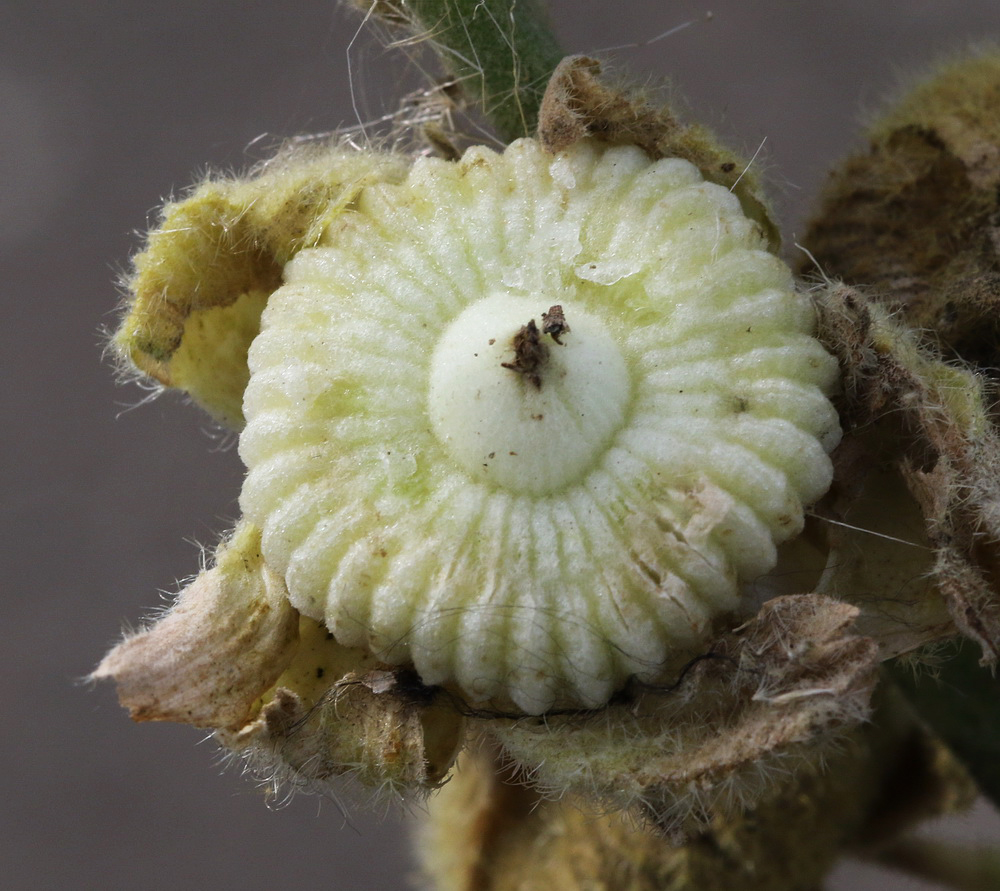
[350,0,565,140]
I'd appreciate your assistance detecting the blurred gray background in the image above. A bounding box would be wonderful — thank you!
[3,2,999,888]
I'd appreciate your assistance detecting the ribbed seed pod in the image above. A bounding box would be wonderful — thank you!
[239,138,840,714]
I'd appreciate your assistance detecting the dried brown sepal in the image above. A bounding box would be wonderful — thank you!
[221,665,464,794]
[423,694,968,891]
[213,615,465,795]
[813,282,1000,662]
[907,463,1000,663]
[538,55,677,157]
[488,594,878,838]
[537,55,780,250]
[92,523,299,730]
[804,51,1000,365]
[115,145,410,427]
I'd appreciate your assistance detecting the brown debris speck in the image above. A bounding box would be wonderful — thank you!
[541,304,570,344]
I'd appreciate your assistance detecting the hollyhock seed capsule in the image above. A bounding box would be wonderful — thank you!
[238,138,841,714]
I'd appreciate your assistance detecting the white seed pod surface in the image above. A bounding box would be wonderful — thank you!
[239,138,841,714]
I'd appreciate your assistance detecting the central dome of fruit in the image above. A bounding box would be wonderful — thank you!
[427,294,630,494]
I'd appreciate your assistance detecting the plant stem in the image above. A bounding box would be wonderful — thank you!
[353,0,565,141]
[872,836,1000,891]
[888,640,1000,809]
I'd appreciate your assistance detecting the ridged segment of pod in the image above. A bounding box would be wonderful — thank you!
[239,138,840,714]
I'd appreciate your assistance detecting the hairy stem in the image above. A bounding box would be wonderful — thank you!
[350,0,565,141]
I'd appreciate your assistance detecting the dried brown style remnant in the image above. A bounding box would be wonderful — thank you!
[500,318,548,388]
